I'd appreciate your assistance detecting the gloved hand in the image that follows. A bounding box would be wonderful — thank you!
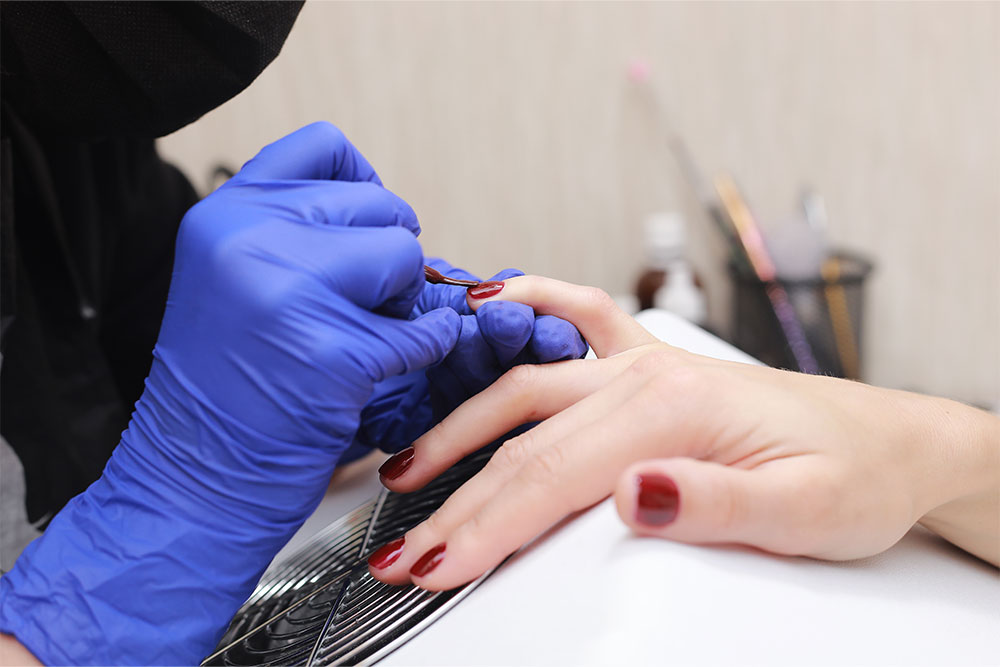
[0,122,461,665]
[349,258,588,456]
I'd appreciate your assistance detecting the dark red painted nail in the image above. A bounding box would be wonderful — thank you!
[368,537,405,569]
[379,448,414,480]
[467,281,504,300]
[410,543,446,577]
[635,473,679,526]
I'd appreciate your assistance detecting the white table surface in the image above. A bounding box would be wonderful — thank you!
[273,309,1000,666]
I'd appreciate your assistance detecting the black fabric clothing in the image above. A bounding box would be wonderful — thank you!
[1,1,303,524]
[1,112,197,525]
[1,1,304,139]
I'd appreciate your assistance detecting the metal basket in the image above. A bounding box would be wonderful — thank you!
[730,252,873,378]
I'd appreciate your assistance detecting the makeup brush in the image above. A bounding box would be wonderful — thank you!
[715,173,820,375]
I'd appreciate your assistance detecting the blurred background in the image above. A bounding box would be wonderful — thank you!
[158,1,999,411]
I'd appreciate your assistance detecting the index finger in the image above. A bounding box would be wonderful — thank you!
[467,276,656,358]
[231,121,383,184]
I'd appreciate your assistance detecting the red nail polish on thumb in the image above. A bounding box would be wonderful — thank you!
[634,473,679,527]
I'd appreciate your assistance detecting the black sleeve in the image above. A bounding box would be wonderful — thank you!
[1,1,304,524]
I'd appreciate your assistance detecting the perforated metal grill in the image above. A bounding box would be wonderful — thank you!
[202,444,499,666]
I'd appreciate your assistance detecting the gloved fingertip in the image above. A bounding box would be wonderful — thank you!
[477,301,534,348]
[529,315,589,362]
[440,315,500,391]
[490,267,526,282]
[390,192,421,236]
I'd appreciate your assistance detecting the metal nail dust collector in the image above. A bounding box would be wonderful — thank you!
[202,445,499,666]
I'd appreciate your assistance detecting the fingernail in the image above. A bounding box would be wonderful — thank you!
[368,537,405,569]
[379,447,415,480]
[635,473,679,526]
[410,543,446,577]
[468,281,504,300]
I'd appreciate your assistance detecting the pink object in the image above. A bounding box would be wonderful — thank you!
[627,59,651,83]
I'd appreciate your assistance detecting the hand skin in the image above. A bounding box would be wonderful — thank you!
[369,275,1000,591]
[0,634,40,667]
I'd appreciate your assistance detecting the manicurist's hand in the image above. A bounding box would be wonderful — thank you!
[0,122,462,665]
[368,276,1000,589]
[350,259,587,459]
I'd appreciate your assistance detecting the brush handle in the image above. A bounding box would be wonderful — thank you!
[765,282,820,374]
[424,264,480,288]
[715,174,820,374]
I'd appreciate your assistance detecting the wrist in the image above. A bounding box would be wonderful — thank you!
[915,398,999,509]
[0,434,301,664]
[912,397,1000,565]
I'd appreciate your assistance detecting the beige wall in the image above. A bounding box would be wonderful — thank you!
[158,1,1000,409]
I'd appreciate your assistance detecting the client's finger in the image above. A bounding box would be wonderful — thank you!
[401,375,706,591]
[378,352,641,493]
[369,356,648,584]
[467,276,656,358]
[614,458,793,549]
[614,457,876,560]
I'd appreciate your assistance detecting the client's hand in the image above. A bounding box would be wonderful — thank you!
[368,276,1000,589]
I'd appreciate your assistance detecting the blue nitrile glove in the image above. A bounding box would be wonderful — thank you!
[0,122,461,665]
[350,258,588,455]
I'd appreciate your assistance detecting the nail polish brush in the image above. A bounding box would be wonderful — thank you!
[424,265,481,288]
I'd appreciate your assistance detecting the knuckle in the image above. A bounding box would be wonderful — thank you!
[405,516,449,555]
[520,444,568,488]
[178,195,233,245]
[579,286,616,315]
[488,433,537,473]
[645,362,706,404]
[459,511,488,541]
[627,348,679,379]
[309,120,345,145]
[498,363,539,396]
[420,510,441,535]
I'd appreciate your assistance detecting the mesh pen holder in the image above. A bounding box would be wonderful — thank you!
[729,251,873,379]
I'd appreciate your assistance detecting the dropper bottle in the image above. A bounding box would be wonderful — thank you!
[635,212,707,325]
